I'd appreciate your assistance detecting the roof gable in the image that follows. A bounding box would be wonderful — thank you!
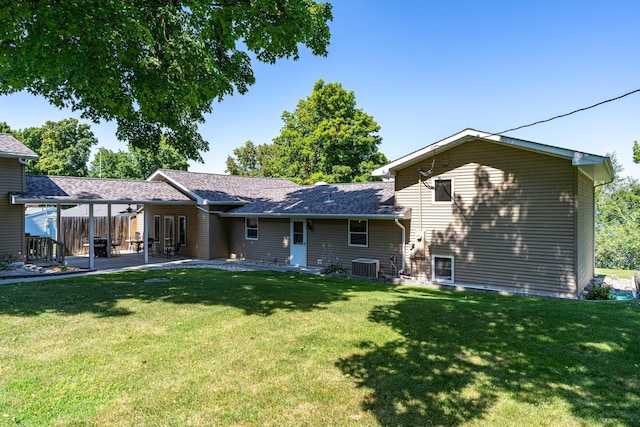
[148,170,300,205]
[0,133,38,159]
[372,128,614,183]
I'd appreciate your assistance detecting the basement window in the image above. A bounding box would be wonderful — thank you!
[432,255,454,283]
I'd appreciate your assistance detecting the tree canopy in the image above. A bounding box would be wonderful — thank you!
[0,1,332,162]
[88,139,189,180]
[226,80,388,183]
[595,152,640,269]
[10,118,97,176]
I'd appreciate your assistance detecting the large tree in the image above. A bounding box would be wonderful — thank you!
[10,118,97,176]
[0,1,333,162]
[226,80,388,183]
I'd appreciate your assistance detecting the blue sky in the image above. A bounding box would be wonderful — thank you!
[1,0,639,179]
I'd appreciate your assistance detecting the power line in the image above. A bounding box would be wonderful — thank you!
[487,88,640,138]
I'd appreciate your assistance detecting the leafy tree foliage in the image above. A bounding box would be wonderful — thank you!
[595,152,640,269]
[89,138,189,179]
[130,138,189,178]
[88,148,138,180]
[633,140,640,164]
[0,1,332,162]
[226,80,388,183]
[9,118,97,176]
[225,140,276,177]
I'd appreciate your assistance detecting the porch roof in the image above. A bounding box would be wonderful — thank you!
[11,175,195,205]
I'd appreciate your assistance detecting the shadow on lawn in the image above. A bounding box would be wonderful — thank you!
[0,269,392,317]
[336,289,640,426]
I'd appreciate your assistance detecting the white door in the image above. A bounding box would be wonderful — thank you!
[290,219,307,267]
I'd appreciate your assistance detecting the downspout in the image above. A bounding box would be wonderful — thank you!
[394,218,406,275]
[18,157,30,166]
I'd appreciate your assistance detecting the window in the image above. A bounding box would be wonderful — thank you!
[245,218,258,240]
[292,220,304,244]
[432,255,454,283]
[153,215,160,241]
[178,216,186,246]
[349,219,368,247]
[434,178,453,203]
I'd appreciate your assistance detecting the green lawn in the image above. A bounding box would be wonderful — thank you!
[1,269,639,426]
[596,268,637,280]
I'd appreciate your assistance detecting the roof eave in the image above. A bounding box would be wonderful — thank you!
[220,211,410,220]
[0,153,39,160]
[11,195,195,205]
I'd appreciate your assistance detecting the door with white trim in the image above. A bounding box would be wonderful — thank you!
[290,219,307,267]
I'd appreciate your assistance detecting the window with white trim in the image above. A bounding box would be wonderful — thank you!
[178,216,186,246]
[433,178,453,203]
[348,219,368,247]
[432,255,454,283]
[245,218,258,240]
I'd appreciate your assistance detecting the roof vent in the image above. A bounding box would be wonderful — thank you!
[314,181,328,186]
[324,192,334,204]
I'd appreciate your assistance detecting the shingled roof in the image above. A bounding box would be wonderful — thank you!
[12,175,194,205]
[0,133,38,159]
[150,170,408,218]
[222,181,410,219]
[148,170,300,205]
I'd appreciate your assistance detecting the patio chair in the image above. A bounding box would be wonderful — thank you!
[166,242,181,259]
[81,236,90,255]
[111,236,122,256]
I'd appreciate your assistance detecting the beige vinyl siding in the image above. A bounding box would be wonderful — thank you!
[143,204,199,258]
[395,140,579,297]
[576,170,595,296]
[229,217,290,264]
[0,158,26,256]
[307,219,403,277]
[207,214,229,259]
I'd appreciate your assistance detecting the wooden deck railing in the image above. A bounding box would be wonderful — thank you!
[25,236,66,264]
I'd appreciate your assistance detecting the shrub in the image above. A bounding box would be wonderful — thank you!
[584,282,613,300]
[321,262,346,275]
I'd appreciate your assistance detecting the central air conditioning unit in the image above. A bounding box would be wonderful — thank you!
[352,258,380,277]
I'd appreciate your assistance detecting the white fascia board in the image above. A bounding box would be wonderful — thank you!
[372,128,612,180]
[372,129,483,176]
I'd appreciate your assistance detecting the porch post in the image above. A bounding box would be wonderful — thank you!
[143,205,149,264]
[106,204,112,257]
[88,204,95,269]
